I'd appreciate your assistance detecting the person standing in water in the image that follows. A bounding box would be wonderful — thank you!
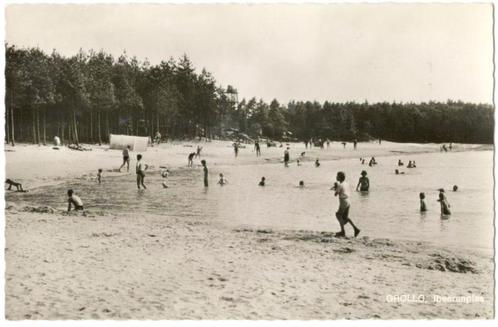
[136,154,148,189]
[201,160,209,187]
[419,192,427,212]
[356,170,370,192]
[333,171,360,237]
[255,141,261,157]
[119,145,131,172]
[284,147,290,167]
[438,190,451,215]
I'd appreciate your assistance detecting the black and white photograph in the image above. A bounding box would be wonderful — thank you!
[1,0,495,321]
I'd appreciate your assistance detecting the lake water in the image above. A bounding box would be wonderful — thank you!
[6,150,494,253]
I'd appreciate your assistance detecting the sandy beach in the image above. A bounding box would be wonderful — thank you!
[4,141,494,319]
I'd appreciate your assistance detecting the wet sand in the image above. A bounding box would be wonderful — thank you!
[4,141,494,319]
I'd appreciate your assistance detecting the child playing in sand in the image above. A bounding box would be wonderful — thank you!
[218,173,228,186]
[119,145,131,172]
[5,178,27,192]
[419,192,427,212]
[136,154,149,190]
[67,189,84,211]
[438,191,451,215]
[97,169,103,184]
[333,171,360,238]
[201,160,209,187]
[259,177,266,186]
[356,170,370,192]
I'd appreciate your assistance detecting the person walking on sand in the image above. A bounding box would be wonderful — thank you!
[356,170,370,192]
[136,154,148,189]
[255,141,261,157]
[332,171,360,238]
[119,145,131,172]
[284,147,290,167]
[67,189,84,212]
[201,160,209,187]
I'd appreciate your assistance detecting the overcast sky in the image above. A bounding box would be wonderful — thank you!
[5,3,494,104]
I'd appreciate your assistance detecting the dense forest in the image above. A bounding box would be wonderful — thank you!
[4,45,494,145]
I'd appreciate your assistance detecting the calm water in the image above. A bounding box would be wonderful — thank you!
[6,151,494,253]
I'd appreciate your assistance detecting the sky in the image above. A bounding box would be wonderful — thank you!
[4,3,494,104]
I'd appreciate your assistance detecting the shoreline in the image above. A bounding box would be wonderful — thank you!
[4,141,495,319]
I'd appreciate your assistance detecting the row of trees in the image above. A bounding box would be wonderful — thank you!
[4,45,494,145]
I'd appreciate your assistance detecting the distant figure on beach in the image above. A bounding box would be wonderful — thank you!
[398,159,404,166]
[315,158,320,167]
[326,139,330,148]
[453,185,458,192]
[379,138,382,145]
[395,169,405,175]
[162,182,168,189]
[332,172,360,238]
[441,144,448,152]
[154,131,161,144]
[419,192,427,212]
[255,141,261,156]
[233,143,239,157]
[407,161,413,168]
[259,177,266,186]
[304,140,308,149]
[119,145,131,172]
[195,145,203,158]
[67,189,84,212]
[412,161,417,168]
[188,152,195,167]
[301,152,305,157]
[53,136,61,146]
[369,157,377,167]
[353,139,358,150]
[136,154,149,190]
[299,180,304,188]
[438,191,451,215]
[5,178,26,192]
[218,173,228,186]
[449,143,453,151]
[284,148,290,167]
[97,169,103,184]
[201,160,209,187]
[297,159,301,166]
[342,142,347,149]
[362,158,366,165]
[356,170,370,192]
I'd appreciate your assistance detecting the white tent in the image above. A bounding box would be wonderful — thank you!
[109,134,149,152]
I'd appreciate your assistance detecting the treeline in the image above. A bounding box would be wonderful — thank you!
[4,45,494,145]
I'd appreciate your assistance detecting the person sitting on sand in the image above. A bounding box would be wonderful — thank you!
[419,192,427,212]
[453,185,458,192]
[201,160,209,187]
[412,161,417,168]
[5,178,27,192]
[97,169,103,184]
[315,158,320,167]
[368,157,377,167]
[119,145,131,172]
[188,152,196,167]
[356,170,370,192]
[437,192,451,215]
[395,169,405,175]
[136,154,149,190]
[299,180,304,188]
[259,177,266,187]
[67,189,84,211]
[398,159,404,166]
[218,173,228,186]
[333,171,360,238]
[407,161,413,168]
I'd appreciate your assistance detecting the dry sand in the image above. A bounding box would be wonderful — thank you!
[4,140,494,319]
